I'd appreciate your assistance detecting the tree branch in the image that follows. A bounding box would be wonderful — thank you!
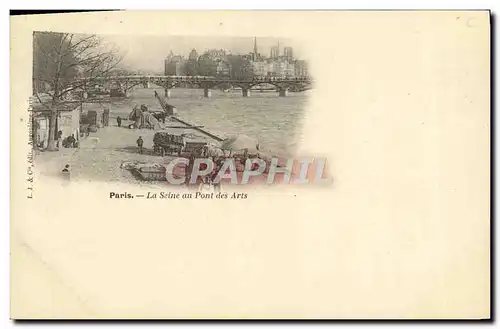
[34,92,54,112]
[34,37,58,64]
[34,32,124,103]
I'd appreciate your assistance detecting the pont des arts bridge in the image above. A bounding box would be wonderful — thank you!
[80,75,314,98]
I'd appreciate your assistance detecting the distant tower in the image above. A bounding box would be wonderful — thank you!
[284,47,293,62]
[270,40,281,59]
[270,46,279,59]
[253,37,258,61]
[167,50,174,62]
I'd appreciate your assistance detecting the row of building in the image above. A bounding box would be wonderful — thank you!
[164,38,309,79]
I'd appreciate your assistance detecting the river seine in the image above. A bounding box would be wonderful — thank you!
[110,87,309,155]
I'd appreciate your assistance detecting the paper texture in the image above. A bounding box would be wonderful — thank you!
[10,11,490,319]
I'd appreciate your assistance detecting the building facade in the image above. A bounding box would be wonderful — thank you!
[165,55,186,76]
[216,61,231,76]
[30,97,82,148]
[33,113,49,148]
[197,53,218,76]
[294,60,309,77]
[59,106,81,140]
[251,61,268,77]
[163,45,308,79]
[267,60,295,78]
[284,62,295,77]
[205,49,227,61]
[188,49,199,61]
[165,61,186,76]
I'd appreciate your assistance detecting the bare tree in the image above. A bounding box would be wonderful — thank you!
[33,32,122,151]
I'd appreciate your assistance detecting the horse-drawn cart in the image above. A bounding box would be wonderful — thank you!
[153,132,185,156]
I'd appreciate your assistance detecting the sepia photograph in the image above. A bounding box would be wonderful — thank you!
[31,32,315,189]
[10,10,490,320]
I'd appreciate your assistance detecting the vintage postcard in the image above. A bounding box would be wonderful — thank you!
[10,11,490,319]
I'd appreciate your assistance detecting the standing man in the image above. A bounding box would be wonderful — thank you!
[136,136,144,154]
[117,116,122,127]
[56,130,63,148]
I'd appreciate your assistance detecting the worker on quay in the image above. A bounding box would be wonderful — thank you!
[61,164,70,184]
[117,116,122,127]
[56,130,63,148]
[136,136,144,154]
[64,134,76,148]
[62,164,70,173]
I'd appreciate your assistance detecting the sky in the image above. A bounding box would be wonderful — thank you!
[100,34,302,72]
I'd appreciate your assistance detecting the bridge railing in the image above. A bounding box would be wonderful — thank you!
[78,75,312,81]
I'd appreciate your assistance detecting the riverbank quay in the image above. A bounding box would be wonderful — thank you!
[33,113,222,182]
[34,124,175,183]
[34,120,329,187]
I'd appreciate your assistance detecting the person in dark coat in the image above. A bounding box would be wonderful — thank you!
[67,134,76,148]
[61,164,70,184]
[136,136,144,154]
[117,116,122,127]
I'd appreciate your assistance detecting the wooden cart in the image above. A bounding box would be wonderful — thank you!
[182,141,208,157]
[153,132,185,156]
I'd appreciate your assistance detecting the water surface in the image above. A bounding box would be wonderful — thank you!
[110,87,309,155]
